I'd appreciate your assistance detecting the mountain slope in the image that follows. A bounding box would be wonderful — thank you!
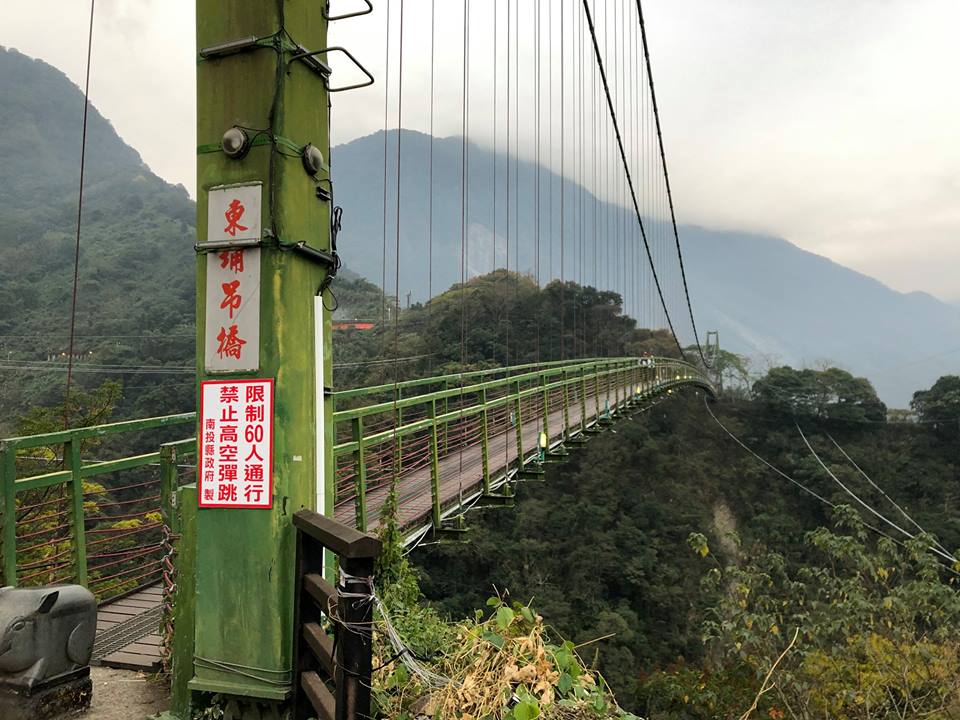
[0,48,196,427]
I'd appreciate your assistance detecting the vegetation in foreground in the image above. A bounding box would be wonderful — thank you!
[373,483,640,720]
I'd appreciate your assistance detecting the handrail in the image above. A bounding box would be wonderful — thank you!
[0,356,714,592]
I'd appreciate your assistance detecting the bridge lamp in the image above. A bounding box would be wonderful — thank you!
[302,143,325,176]
[675,374,681,381]
[538,431,548,450]
[221,126,250,159]
[636,385,642,396]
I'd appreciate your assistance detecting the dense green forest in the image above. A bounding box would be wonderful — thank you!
[405,370,960,718]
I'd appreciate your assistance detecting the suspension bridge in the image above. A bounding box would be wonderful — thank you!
[0,0,719,718]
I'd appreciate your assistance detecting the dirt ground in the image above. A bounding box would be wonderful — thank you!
[79,667,170,720]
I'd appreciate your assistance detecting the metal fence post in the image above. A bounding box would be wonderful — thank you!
[351,417,368,532]
[441,380,450,455]
[614,363,622,413]
[579,366,588,433]
[513,380,524,468]
[594,364,602,422]
[428,399,442,527]
[160,444,180,535]
[540,373,550,443]
[479,387,491,494]
[394,386,403,473]
[64,438,88,587]
[1,448,16,586]
[561,368,570,440]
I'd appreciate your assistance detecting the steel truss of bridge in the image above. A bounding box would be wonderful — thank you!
[0,355,714,670]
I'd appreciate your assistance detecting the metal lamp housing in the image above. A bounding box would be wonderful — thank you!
[301,143,325,176]
[221,126,250,159]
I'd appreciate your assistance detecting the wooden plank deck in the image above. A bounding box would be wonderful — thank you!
[93,584,164,672]
[336,377,637,531]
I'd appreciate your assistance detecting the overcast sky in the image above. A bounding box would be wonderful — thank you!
[3,0,958,302]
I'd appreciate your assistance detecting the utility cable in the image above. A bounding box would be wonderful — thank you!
[64,0,97,421]
[826,433,953,556]
[704,399,960,580]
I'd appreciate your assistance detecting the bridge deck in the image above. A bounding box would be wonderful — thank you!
[336,377,636,531]
[93,584,164,671]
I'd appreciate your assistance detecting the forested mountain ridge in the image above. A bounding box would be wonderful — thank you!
[0,47,196,429]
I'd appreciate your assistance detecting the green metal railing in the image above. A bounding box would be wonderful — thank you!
[0,414,195,596]
[330,356,715,532]
[0,356,714,593]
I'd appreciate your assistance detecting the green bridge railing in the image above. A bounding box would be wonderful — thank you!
[330,356,714,533]
[0,356,713,594]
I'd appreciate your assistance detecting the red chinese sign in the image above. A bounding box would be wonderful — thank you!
[198,379,274,509]
[204,184,261,373]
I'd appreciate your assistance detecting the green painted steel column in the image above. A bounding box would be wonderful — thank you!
[352,417,367,532]
[64,439,88,587]
[441,380,450,455]
[1,448,16,586]
[561,369,570,440]
[594,364,601,421]
[540,374,550,443]
[579,367,588,433]
[159,444,182,537]
[191,0,332,704]
[479,388,490,494]
[394,386,403,472]
[513,380,524,466]
[428,399,442,526]
[614,364,621,413]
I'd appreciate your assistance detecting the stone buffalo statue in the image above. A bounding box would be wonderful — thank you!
[0,585,96,692]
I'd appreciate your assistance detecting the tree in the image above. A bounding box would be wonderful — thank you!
[911,375,960,427]
[637,507,960,720]
[753,366,886,422]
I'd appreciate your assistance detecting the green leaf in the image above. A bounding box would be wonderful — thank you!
[482,630,505,649]
[497,606,516,630]
[486,596,501,607]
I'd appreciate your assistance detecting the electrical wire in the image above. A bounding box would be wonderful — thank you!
[826,433,953,556]
[64,0,97,421]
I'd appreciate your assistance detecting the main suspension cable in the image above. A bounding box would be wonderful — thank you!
[635,0,710,367]
[580,0,685,359]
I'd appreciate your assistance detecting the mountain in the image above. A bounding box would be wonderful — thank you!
[1,49,956,415]
[0,47,197,427]
[332,130,960,407]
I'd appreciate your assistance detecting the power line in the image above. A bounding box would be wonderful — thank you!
[826,433,952,556]
[65,0,97,418]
